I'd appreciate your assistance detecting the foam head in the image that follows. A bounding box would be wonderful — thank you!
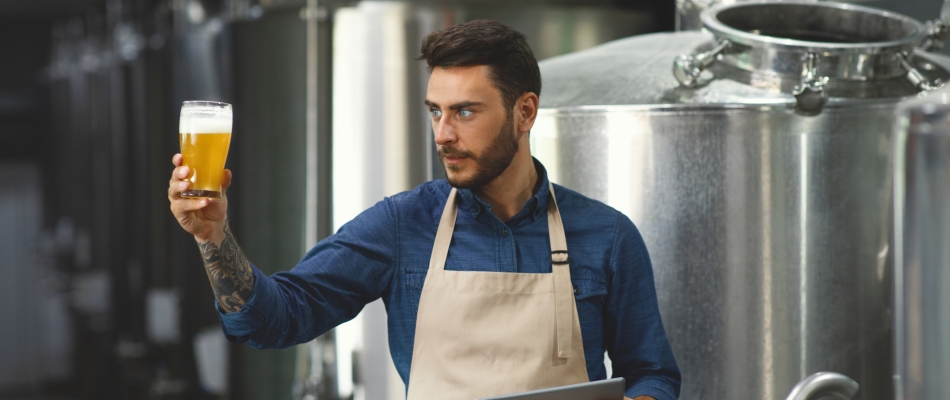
[180,101,233,134]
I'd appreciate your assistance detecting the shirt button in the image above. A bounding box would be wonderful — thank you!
[573,286,578,295]
[502,229,509,237]
[470,207,477,213]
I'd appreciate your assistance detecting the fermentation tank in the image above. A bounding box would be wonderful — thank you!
[531,1,950,399]
[894,88,950,400]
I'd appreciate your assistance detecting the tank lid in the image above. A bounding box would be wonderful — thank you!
[703,1,925,53]
[702,1,926,81]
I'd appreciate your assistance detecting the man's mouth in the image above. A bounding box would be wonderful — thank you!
[439,147,473,167]
[443,155,467,166]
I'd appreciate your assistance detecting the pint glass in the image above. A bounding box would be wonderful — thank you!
[179,101,232,199]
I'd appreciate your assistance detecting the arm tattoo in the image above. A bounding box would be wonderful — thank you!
[198,220,255,313]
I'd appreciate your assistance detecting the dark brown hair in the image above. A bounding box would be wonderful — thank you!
[419,20,541,113]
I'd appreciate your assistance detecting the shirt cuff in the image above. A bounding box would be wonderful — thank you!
[624,377,679,400]
[216,266,274,343]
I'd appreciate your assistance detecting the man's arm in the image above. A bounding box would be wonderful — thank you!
[607,213,681,400]
[214,199,398,348]
[169,154,398,349]
[197,220,254,313]
[168,153,254,313]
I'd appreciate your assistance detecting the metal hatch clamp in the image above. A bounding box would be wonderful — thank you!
[672,40,731,88]
[920,0,950,51]
[898,0,950,94]
[896,52,942,93]
[793,53,829,115]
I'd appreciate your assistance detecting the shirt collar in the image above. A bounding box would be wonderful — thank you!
[456,157,551,226]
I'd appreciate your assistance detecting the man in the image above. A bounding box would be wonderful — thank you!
[169,20,680,400]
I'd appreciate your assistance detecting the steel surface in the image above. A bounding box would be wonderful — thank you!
[533,103,896,400]
[894,89,950,400]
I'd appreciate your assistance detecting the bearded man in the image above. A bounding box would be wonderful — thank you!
[168,19,680,400]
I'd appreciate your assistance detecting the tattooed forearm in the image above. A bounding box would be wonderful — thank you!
[198,220,255,313]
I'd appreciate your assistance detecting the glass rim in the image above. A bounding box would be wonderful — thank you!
[182,100,232,109]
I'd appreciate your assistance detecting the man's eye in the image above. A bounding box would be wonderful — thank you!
[431,109,442,117]
[459,109,473,117]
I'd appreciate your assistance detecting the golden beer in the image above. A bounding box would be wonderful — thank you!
[179,101,232,199]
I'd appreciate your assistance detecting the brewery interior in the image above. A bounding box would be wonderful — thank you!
[1,0,949,399]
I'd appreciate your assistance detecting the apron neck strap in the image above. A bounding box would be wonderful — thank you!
[428,188,460,272]
[546,182,574,358]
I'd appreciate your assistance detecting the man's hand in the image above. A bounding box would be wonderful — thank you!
[168,153,231,242]
[168,154,253,313]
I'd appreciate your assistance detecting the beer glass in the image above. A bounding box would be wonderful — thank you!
[179,101,232,199]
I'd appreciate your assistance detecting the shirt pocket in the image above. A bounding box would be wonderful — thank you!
[571,276,608,309]
[405,268,428,311]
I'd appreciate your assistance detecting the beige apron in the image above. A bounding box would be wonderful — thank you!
[406,183,589,400]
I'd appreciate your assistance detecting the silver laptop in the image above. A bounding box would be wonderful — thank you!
[477,378,625,400]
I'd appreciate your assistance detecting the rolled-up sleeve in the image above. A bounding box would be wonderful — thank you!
[217,198,398,349]
[607,214,681,400]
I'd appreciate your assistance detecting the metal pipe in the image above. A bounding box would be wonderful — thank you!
[784,372,859,400]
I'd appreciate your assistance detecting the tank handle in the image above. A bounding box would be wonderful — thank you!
[672,40,731,88]
[785,372,859,400]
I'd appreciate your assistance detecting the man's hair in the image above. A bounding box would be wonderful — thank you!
[419,20,541,113]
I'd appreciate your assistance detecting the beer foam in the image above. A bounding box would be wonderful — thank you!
[180,103,232,134]
[180,116,232,134]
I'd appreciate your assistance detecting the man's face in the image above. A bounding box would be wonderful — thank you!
[425,65,519,189]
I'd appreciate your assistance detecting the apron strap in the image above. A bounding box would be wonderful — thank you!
[428,188,459,272]
[547,183,574,359]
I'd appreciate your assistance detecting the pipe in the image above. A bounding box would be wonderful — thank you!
[784,372,859,400]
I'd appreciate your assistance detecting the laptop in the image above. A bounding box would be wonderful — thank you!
[477,378,625,400]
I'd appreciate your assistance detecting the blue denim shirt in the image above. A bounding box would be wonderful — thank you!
[218,160,681,400]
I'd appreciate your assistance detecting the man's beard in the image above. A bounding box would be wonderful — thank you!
[438,114,518,189]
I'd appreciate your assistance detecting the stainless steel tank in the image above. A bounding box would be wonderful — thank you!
[894,89,950,400]
[531,1,950,399]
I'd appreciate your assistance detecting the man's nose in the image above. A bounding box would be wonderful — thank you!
[433,119,457,146]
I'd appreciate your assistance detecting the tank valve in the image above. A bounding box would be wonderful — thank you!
[793,53,828,114]
[897,52,943,93]
[673,40,730,88]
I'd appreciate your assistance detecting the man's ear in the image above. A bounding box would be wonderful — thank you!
[516,92,539,137]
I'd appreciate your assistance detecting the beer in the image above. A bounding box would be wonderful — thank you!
[179,101,232,199]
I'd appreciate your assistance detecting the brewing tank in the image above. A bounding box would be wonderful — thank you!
[894,88,950,400]
[530,1,950,399]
